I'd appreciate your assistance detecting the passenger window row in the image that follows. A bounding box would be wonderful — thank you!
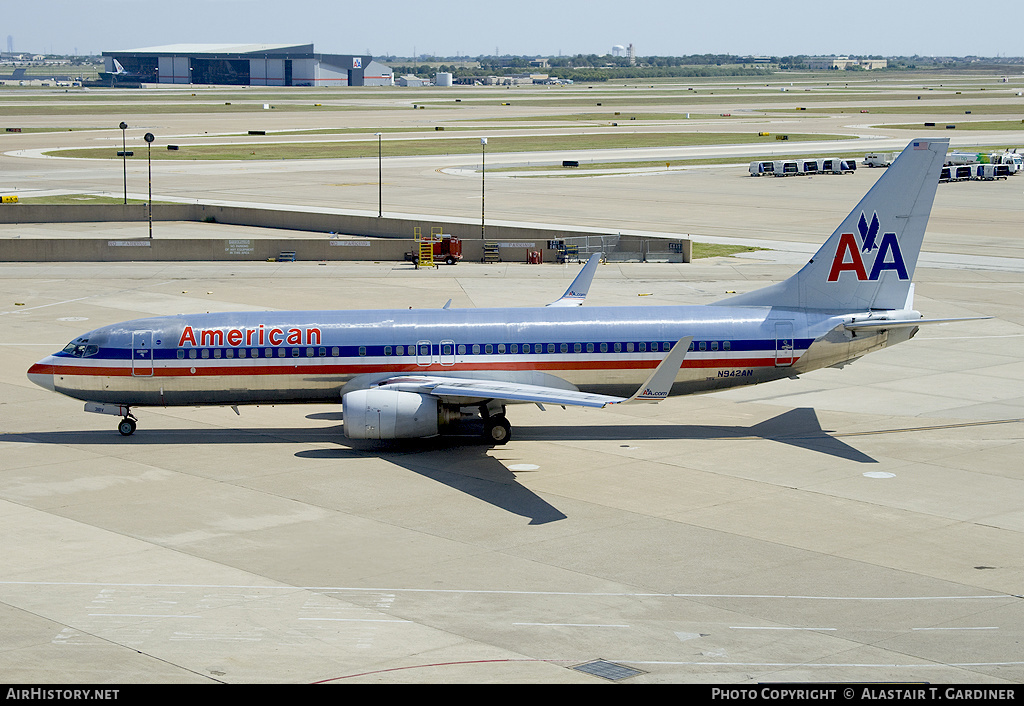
[125,341,737,360]
[176,347,337,359]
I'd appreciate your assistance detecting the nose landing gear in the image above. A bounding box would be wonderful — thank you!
[84,402,139,436]
[117,416,137,436]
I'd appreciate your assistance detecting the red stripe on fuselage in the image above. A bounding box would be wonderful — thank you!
[43,356,783,378]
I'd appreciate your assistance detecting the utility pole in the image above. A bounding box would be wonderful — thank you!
[375,132,383,217]
[144,132,154,239]
[480,137,487,240]
[119,122,128,204]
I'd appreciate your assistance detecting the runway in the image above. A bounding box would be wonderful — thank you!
[1,76,1023,684]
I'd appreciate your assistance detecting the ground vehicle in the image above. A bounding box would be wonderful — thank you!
[864,152,899,167]
[748,161,775,176]
[951,165,974,182]
[405,233,463,266]
[820,158,856,174]
[974,164,1010,180]
[989,151,1022,174]
[947,152,988,166]
[772,160,800,176]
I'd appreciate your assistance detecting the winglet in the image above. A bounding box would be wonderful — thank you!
[547,253,601,307]
[612,336,692,405]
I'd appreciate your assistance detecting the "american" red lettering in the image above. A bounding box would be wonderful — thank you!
[177,325,322,348]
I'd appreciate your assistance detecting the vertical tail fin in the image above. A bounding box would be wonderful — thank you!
[715,139,948,311]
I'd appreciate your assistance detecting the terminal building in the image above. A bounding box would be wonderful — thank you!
[101,43,394,86]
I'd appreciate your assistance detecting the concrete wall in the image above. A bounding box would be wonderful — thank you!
[1,237,410,263]
[0,204,690,263]
[0,237,566,264]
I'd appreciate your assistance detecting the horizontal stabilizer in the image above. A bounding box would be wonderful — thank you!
[844,316,991,331]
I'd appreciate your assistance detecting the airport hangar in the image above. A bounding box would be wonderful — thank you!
[101,43,395,86]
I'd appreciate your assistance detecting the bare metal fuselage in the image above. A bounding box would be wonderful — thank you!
[29,303,904,409]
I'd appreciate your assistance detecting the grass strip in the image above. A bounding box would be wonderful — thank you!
[50,132,855,161]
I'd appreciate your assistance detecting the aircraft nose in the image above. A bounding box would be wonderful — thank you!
[27,362,55,392]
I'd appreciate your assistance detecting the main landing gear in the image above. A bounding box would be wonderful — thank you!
[480,402,511,445]
[484,415,511,444]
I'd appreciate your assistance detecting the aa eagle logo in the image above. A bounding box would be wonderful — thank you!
[827,212,909,282]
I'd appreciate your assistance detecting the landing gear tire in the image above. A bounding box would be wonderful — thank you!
[118,417,137,436]
[484,415,511,445]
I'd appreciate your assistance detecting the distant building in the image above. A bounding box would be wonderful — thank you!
[101,43,393,86]
[398,74,430,87]
[807,56,887,70]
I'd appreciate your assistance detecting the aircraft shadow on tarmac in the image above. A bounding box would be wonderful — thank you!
[519,407,877,464]
[1,408,873,526]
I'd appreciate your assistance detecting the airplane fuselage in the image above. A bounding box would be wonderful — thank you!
[28,304,903,408]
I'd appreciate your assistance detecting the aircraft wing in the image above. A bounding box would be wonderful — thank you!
[546,253,601,307]
[372,336,692,408]
[377,376,622,408]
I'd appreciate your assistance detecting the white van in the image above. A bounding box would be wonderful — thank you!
[864,152,898,167]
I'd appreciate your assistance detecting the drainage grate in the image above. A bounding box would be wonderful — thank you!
[572,659,646,681]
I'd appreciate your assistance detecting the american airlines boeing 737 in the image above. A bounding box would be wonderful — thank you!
[28,138,979,444]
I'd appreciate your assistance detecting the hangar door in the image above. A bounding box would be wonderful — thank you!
[191,58,250,85]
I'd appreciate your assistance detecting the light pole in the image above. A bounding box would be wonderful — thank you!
[119,122,128,204]
[480,137,487,240]
[375,132,382,217]
[144,132,154,239]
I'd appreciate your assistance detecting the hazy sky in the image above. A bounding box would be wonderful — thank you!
[6,0,1024,58]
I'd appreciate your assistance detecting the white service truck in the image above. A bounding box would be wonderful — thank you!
[864,152,899,167]
[989,151,1022,174]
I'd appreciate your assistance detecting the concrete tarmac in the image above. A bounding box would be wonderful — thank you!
[2,257,1022,684]
[1,78,1023,684]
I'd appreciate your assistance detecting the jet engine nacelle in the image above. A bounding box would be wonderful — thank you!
[342,389,439,440]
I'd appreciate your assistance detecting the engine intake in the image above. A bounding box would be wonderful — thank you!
[342,389,440,439]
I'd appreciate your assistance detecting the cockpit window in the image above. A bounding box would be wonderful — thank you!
[62,340,98,358]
